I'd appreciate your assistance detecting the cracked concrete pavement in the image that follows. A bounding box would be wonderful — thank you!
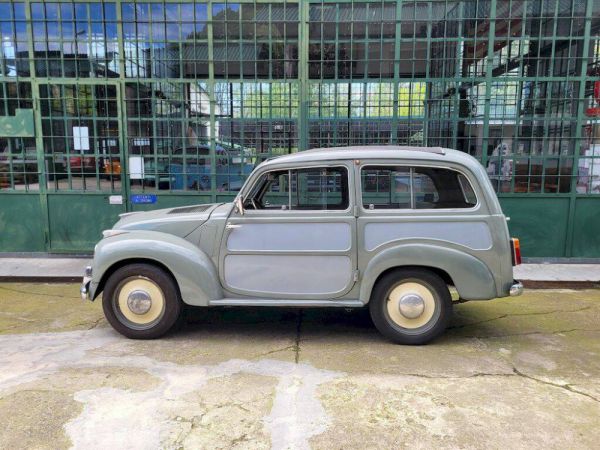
[0,283,599,449]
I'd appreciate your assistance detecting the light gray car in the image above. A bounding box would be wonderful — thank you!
[81,146,523,344]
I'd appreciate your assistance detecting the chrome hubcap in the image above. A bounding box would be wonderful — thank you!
[387,282,436,329]
[116,277,165,328]
[127,290,152,315]
[398,293,425,319]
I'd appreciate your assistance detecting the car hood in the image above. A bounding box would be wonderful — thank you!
[112,203,223,237]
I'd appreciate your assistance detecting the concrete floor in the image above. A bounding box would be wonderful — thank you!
[0,283,599,449]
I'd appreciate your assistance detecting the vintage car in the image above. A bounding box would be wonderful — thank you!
[81,146,523,344]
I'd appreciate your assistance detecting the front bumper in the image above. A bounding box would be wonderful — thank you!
[509,280,524,296]
[80,266,93,301]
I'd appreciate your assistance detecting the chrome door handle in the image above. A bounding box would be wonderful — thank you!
[226,223,242,229]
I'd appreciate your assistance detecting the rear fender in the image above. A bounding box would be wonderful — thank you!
[359,243,497,302]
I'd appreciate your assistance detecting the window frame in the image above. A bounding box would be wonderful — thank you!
[457,172,477,205]
[241,163,353,214]
[358,163,481,213]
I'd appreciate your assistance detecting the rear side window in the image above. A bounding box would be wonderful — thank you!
[361,167,412,209]
[361,166,477,210]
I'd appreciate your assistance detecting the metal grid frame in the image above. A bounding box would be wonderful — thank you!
[0,81,36,190]
[0,0,599,255]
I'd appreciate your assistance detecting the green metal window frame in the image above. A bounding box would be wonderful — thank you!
[0,0,596,191]
[0,0,599,256]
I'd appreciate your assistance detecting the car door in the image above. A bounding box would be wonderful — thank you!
[219,163,357,299]
[356,162,491,277]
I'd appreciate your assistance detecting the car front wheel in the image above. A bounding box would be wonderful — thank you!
[102,263,182,339]
[369,268,452,345]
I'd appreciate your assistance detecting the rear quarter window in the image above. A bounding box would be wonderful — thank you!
[361,165,478,210]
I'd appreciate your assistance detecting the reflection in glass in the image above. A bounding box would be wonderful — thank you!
[0,0,597,198]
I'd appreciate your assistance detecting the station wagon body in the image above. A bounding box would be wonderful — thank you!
[82,146,523,344]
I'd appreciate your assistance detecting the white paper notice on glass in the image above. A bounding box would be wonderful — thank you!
[73,126,90,151]
[129,156,145,180]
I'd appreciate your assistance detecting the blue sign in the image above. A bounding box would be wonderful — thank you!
[131,194,157,204]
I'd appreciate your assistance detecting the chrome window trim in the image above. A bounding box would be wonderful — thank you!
[457,172,477,205]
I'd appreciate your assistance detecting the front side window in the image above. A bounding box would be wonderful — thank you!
[245,166,349,211]
[361,165,477,210]
[260,169,291,209]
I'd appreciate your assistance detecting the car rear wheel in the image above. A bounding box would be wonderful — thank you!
[369,268,452,345]
[102,263,182,339]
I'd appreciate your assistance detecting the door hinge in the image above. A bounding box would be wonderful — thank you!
[353,205,359,217]
[353,270,360,282]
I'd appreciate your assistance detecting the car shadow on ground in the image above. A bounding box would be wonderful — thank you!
[176,302,513,343]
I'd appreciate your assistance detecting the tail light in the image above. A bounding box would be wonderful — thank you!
[511,238,522,266]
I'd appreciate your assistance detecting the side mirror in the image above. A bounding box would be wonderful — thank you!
[235,196,244,216]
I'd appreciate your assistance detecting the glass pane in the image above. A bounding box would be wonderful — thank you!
[414,167,475,209]
[361,166,411,209]
[252,170,290,210]
[291,167,348,210]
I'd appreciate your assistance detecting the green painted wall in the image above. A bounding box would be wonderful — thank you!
[571,198,600,258]
[499,197,571,258]
[0,194,45,252]
[46,194,125,252]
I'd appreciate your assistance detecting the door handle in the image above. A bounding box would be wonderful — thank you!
[226,223,242,229]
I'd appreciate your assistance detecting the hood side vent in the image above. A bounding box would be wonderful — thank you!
[168,205,211,214]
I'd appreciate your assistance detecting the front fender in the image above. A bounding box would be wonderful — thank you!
[359,244,497,302]
[91,230,223,306]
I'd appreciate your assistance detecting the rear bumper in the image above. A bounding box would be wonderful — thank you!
[509,280,524,296]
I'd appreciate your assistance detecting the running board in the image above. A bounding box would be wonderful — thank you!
[209,298,365,307]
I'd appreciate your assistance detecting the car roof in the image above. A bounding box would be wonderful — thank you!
[261,145,476,168]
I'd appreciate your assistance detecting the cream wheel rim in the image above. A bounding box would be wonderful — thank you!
[116,277,165,326]
[386,282,436,329]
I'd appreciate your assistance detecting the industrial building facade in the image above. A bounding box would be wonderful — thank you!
[0,0,599,257]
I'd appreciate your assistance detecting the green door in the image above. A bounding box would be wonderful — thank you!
[40,81,127,252]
